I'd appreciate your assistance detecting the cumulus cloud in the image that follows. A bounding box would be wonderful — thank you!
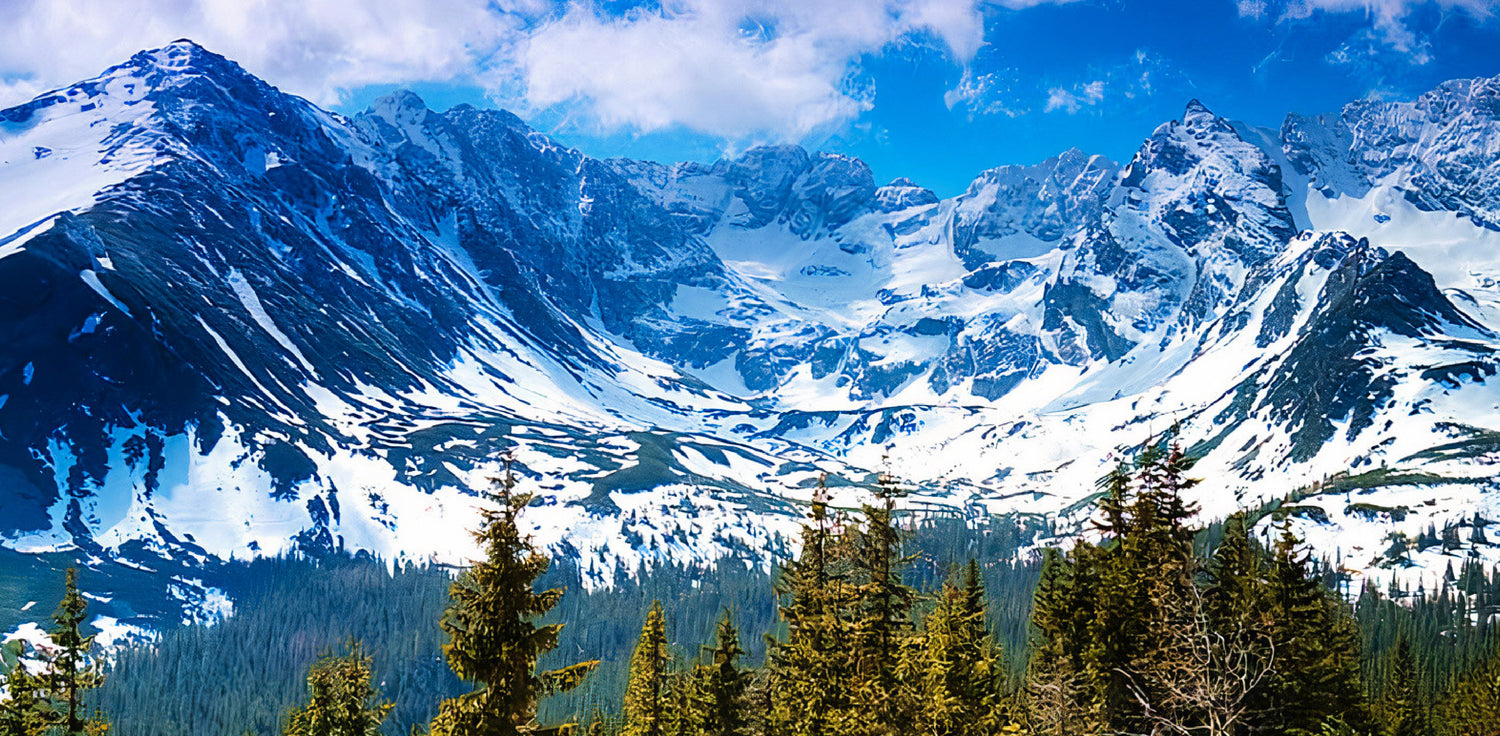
[0,0,539,107]
[0,0,1016,143]
[514,0,990,141]
[0,0,1107,143]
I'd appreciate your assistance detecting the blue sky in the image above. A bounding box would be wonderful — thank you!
[3,0,1498,197]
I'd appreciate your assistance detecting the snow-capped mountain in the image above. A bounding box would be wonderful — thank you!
[4,41,1500,611]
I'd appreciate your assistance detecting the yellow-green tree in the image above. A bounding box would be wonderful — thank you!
[429,464,598,736]
[282,640,392,736]
[43,567,108,736]
[623,601,671,736]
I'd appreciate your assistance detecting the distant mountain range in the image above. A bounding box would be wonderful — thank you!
[3,40,1500,612]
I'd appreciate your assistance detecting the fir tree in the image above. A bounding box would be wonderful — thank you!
[769,477,855,736]
[282,640,393,736]
[429,462,599,736]
[0,640,49,736]
[43,567,107,736]
[918,561,1006,736]
[690,612,748,736]
[848,472,916,735]
[1376,638,1423,736]
[623,602,671,736]
[1263,526,1369,736]
[1026,545,1104,736]
[1203,513,1266,631]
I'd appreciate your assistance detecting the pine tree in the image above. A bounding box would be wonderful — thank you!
[42,567,107,736]
[282,640,393,736]
[429,462,599,736]
[848,472,916,735]
[623,602,672,736]
[1117,441,1202,734]
[1095,461,1133,541]
[918,561,1007,736]
[769,477,855,736]
[0,640,49,736]
[1203,513,1265,631]
[1026,544,1104,736]
[1262,526,1369,736]
[690,612,747,736]
[1435,641,1500,736]
[1376,638,1423,736]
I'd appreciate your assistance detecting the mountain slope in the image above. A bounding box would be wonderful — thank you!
[4,42,1500,625]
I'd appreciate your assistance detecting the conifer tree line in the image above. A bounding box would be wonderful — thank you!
[0,568,110,735]
[15,441,1500,735]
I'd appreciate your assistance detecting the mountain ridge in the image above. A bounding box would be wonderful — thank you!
[4,40,1500,626]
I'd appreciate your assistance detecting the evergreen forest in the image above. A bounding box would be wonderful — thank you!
[6,438,1500,736]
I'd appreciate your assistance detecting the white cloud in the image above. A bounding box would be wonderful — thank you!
[1035,49,1177,115]
[514,0,990,141]
[1044,80,1105,113]
[0,0,1094,143]
[944,69,1027,117]
[1237,0,1271,19]
[1248,0,1497,55]
[0,0,540,108]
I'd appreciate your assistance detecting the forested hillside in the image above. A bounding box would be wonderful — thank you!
[8,436,1500,735]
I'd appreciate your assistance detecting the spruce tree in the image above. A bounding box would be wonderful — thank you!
[0,641,49,736]
[1026,545,1104,736]
[918,561,1006,736]
[1376,638,1423,736]
[43,567,107,736]
[849,472,915,735]
[429,462,599,736]
[1203,513,1265,630]
[690,612,747,736]
[282,640,393,736]
[623,601,672,736]
[770,477,855,736]
[1263,526,1369,736]
[1435,641,1500,736]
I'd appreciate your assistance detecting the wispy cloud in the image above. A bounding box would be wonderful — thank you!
[944,68,1028,117]
[1239,0,1497,57]
[515,0,989,141]
[1044,80,1106,113]
[1039,49,1182,115]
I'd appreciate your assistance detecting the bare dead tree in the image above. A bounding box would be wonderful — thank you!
[1121,585,1274,736]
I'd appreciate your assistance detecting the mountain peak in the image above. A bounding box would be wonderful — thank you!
[125,38,241,78]
[1181,98,1229,130]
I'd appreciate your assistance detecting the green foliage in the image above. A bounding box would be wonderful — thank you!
[0,641,51,736]
[767,480,856,736]
[622,602,670,736]
[685,613,748,736]
[45,568,109,736]
[282,641,393,736]
[1022,436,1369,736]
[77,435,1500,736]
[428,468,598,736]
[0,568,109,736]
[1264,526,1369,736]
[914,561,1009,736]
